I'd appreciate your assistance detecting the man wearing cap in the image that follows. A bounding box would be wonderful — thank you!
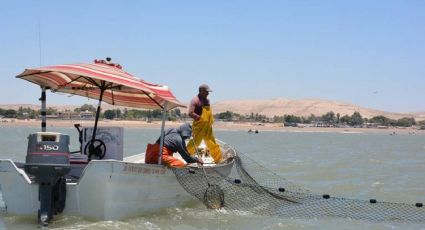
[187,84,222,163]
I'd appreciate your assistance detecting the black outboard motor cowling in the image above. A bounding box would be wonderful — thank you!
[24,132,71,226]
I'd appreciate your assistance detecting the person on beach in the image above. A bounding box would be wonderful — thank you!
[186,84,222,163]
[145,123,203,168]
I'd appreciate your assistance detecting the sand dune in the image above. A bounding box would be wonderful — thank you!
[213,98,425,120]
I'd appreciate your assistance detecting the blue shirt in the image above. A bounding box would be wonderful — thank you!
[156,127,197,163]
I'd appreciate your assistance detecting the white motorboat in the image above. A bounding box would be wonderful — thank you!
[0,135,236,221]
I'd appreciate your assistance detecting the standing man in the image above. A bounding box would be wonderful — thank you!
[187,84,222,163]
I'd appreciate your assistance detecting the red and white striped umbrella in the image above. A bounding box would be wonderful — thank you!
[16,59,185,110]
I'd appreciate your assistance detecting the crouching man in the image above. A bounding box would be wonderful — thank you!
[145,123,204,168]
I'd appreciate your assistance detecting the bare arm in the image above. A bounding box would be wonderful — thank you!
[188,98,200,120]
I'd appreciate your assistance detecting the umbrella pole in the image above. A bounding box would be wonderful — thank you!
[91,88,105,141]
[40,86,47,132]
[158,102,168,165]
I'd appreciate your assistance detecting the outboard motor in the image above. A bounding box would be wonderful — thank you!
[24,132,70,226]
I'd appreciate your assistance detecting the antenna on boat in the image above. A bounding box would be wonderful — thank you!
[38,21,42,67]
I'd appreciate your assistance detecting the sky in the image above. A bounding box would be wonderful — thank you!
[1,0,424,113]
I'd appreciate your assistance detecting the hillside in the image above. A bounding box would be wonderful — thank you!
[212,98,425,120]
[2,98,425,121]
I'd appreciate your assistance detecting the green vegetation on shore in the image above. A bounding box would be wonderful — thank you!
[1,104,424,128]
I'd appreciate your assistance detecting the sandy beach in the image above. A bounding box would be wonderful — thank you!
[1,119,424,135]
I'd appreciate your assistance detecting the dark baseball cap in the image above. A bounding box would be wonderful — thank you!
[178,123,192,139]
[199,84,212,92]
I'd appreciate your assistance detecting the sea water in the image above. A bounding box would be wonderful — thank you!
[0,126,424,229]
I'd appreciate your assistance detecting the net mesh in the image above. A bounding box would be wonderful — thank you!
[172,143,425,223]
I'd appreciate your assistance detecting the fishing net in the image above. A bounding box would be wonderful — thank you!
[172,143,425,223]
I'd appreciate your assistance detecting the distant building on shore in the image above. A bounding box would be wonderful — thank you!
[55,110,94,120]
[79,110,94,120]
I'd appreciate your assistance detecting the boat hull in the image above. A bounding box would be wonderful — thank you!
[0,155,234,220]
[0,160,193,220]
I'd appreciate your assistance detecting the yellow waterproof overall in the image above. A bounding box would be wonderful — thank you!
[187,106,222,163]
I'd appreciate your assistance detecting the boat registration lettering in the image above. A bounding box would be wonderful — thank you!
[123,164,166,175]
